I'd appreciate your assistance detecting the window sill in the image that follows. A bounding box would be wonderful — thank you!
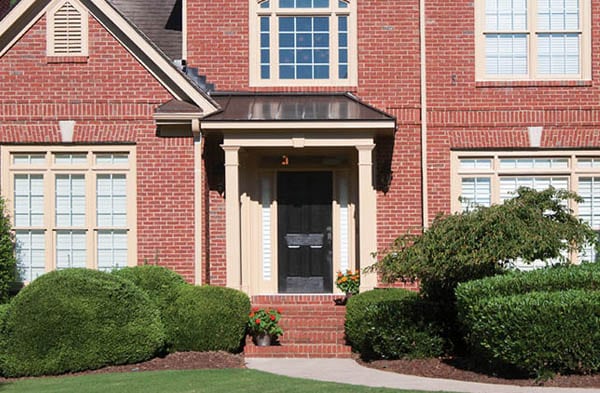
[475,80,592,88]
[46,56,89,64]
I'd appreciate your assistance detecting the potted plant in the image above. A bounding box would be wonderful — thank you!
[247,308,284,346]
[334,269,360,305]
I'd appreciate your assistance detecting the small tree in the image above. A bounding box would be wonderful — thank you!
[0,197,16,303]
[374,187,598,303]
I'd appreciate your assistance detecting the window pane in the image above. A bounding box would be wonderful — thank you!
[13,154,45,165]
[486,34,528,75]
[338,15,348,79]
[56,230,87,269]
[260,0,270,7]
[55,175,86,227]
[460,158,493,170]
[461,177,491,211]
[537,0,579,30]
[260,16,270,79]
[537,33,579,75]
[279,0,329,7]
[55,153,87,165]
[14,174,44,227]
[97,174,127,228]
[97,230,128,272]
[278,16,331,80]
[15,230,45,282]
[96,153,129,165]
[499,176,568,202]
[485,0,528,31]
[578,177,600,262]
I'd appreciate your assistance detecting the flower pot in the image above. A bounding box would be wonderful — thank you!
[254,333,272,347]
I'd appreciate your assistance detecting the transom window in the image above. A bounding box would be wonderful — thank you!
[475,0,591,80]
[250,0,356,86]
[452,151,600,265]
[1,147,136,282]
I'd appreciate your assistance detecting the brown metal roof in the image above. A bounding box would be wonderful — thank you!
[202,93,395,122]
[155,99,202,114]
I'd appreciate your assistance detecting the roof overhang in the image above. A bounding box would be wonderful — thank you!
[0,0,220,117]
[200,92,396,135]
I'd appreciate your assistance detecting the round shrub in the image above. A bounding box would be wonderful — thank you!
[113,266,188,351]
[112,265,187,309]
[464,290,600,376]
[0,269,166,377]
[345,288,444,360]
[164,285,250,352]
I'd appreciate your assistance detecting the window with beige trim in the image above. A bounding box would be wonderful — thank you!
[47,0,89,57]
[249,0,357,86]
[452,151,599,265]
[1,146,137,282]
[475,0,591,81]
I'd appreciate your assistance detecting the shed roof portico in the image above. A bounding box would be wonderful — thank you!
[201,93,395,295]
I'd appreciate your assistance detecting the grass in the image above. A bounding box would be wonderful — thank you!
[0,369,451,393]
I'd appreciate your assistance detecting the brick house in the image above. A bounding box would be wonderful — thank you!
[0,0,598,356]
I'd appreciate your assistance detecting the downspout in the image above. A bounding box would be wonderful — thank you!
[419,0,429,228]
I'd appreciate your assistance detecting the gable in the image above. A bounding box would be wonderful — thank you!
[0,0,219,116]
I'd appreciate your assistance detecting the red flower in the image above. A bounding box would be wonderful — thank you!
[270,314,276,321]
[249,312,255,318]
[255,319,261,324]
[277,309,282,314]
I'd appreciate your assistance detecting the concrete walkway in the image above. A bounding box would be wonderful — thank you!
[246,358,600,393]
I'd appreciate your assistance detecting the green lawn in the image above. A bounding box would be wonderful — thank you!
[0,369,450,393]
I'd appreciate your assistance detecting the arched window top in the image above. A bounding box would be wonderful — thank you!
[47,0,88,56]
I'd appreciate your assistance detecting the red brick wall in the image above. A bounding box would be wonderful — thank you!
[425,0,600,218]
[0,14,198,281]
[187,0,424,278]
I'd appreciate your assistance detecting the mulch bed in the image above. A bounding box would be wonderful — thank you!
[358,356,600,388]
[0,351,245,382]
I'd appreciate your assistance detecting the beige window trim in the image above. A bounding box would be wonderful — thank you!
[46,0,89,57]
[474,0,591,81]
[249,0,357,87]
[1,145,137,282]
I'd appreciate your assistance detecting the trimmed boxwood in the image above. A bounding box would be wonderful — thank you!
[164,285,250,353]
[0,269,166,377]
[345,288,444,360]
[463,289,600,375]
[456,263,600,306]
[113,266,188,351]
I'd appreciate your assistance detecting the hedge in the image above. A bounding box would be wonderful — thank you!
[345,288,444,360]
[463,289,600,376]
[0,269,166,377]
[163,285,250,353]
[456,263,600,306]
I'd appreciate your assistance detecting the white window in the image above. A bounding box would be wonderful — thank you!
[2,147,136,282]
[453,152,600,265]
[250,0,356,86]
[475,0,591,80]
[46,0,88,57]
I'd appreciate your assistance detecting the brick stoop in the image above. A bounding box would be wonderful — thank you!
[244,295,353,358]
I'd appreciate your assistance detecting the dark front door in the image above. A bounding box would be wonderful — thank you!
[277,171,333,293]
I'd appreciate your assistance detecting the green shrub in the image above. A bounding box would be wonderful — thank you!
[0,197,17,303]
[345,289,444,360]
[457,263,600,303]
[0,269,166,377]
[113,266,188,351]
[463,289,600,376]
[164,285,250,352]
[113,265,187,308]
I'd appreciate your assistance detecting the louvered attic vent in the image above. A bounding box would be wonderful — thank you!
[48,1,88,56]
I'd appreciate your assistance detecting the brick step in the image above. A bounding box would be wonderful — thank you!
[244,343,352,358]
[278,330,346,344]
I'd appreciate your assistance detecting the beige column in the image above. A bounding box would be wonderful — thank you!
[223,145,242,290]
[193,124,202,285]
[357,144,377,291]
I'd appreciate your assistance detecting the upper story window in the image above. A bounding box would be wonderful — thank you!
[250,0,357,86]
[475,0,591,81]
[46,0,89,57]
